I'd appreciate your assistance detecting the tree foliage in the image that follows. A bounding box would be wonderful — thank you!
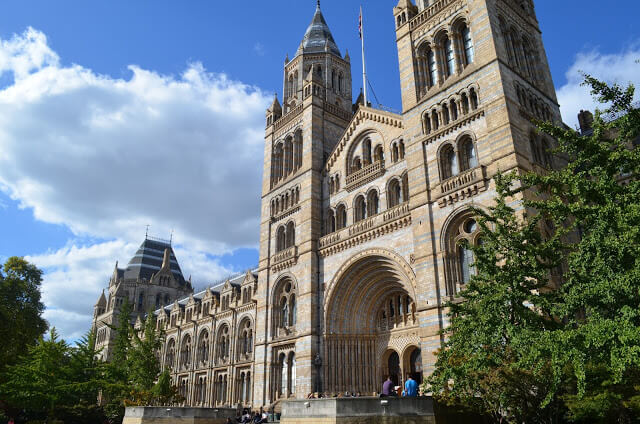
[428,75,640,423]
[0,257,48,372]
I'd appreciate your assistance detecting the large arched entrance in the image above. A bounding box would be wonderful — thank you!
[323,250,419,395]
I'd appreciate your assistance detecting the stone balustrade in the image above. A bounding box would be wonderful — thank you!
[437,165,487,207]
[345,160,386,192]
[319,202,411,256]
[274,103,304,132]
[409,0,457,30]
[272,245,298,272]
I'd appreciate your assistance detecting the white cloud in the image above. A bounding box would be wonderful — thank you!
[557,45,640,129]
[0,28,269,340]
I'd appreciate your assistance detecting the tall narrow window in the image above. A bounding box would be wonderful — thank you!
[460,138,478,170]
[444,36,455,77]
[462,24,474,65]
[458,245,475,284]
[441,145,458,179]
[336,204,347,230]
[428,49,438,86]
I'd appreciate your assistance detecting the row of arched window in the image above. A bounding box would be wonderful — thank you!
[499,16,541,85]
[529,133,553,168]
[164,318,255,371]
[349,138,385,174]
[439,135,479,181]
[378,293,417,331]
[271,129,303,187]
[325,175,409,234]
[270,186,300,217]
[275,222,295,252]
[423,87,479,135]
[274,351,296,399]
[415,20,474,97]
[515,82,552,122]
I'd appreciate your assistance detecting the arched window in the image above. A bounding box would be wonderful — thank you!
[374,145,384,162]
[450,99,458,121]
[444,214,482,295]
[442,104,450,125]
[285,221,295,248]
[155,294,161,308]
[352,156,362,172]
[294,130,303,170]
[402,173,410,202]
[363,138,372,165]
[237,319,253,360]
[180,334,192,370]
[164,294,170,305]
[432,110,440,130]
[276,226,286,252]
[338,73,344,92]
[336,204,347,230]
[388,179,402,208]
[424,112,432,134]
[217,325,230,363]
[461,93,469,115]
[443,35,456,77]
[470,88,479,109]
[367,190,379,216]
[460,137,478,170]
[284,138,293,176]
[428,47,438,87]
[354,195,367,222]
[461,23,474,65]
[165,338,176,370]
[399,141,405,159]
[392,143,399,162]
[198,330,210,365]
[273,279,297,336]
[326,209,336,234]
[440,144,458,180]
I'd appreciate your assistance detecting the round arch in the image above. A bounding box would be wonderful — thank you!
[344,129,385,174]
[324,248,417,335]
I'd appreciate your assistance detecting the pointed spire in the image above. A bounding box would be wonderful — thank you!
[344,49,350,62]
[162,248,171,270]
[296,2,341,57]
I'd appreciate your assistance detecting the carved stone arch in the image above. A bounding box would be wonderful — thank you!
[344,128,385,175]
[455,130,477,147]
[324,248,418,331]
[270,272,299,303]
[439,204,489,252]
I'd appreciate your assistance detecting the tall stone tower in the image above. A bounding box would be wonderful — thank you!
[392,0,562,370]
[256,2,353,405]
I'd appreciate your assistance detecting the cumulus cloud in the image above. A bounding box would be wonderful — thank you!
[557,44,640,129]
[0,27,269,340]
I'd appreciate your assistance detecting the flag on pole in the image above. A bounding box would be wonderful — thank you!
[359,7,363,39]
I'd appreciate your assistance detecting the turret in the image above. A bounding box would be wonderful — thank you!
[94,290,107,317]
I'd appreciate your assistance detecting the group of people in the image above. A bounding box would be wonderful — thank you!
[306,391,362,399]
[381,374,419,397]
[227,408,268,423]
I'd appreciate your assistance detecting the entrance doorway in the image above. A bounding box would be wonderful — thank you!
[388,351,400,386]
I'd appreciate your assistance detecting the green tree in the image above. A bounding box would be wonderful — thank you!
[129,313,164,392]
[0,329,71,422]
[522,76,640,422]
[0,257,48,372]
[426,173,566,423]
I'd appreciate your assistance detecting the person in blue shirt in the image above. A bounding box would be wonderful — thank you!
[404,375,418,397]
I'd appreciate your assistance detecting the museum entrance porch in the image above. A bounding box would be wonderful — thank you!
[322,251,421,395]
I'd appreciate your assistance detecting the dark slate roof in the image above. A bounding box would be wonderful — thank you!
[123,238,185,284]
[296,3,341,57]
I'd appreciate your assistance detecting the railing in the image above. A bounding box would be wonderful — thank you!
[440,166,485,196]
[273,103,304,132]
[272,245,297,265]
[324,102,353,121]
[345,160,385,192]
[318,202,411,251]
[409,0,457,30]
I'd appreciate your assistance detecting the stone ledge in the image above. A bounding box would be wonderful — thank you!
[123,407,237,424]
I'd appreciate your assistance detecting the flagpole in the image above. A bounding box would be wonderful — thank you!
[360,5,368,107]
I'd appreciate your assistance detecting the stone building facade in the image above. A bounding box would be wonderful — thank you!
[93,0,562,410]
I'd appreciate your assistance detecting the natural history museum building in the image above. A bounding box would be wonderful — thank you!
[92,0,561,410]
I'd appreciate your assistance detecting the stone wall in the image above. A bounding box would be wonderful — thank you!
[123,407,237,424]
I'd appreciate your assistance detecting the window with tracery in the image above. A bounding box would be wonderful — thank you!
[180,334,192,370]
[197,330,209,365]
[216,325,230,364]
[237,319,254,360]
[444,215,482,295]
[273,279,297,336]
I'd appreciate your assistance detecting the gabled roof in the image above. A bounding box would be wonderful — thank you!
[123,238,185,285]
[296,2,341,58]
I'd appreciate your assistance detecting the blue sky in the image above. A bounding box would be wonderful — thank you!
[0,0,639,340]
